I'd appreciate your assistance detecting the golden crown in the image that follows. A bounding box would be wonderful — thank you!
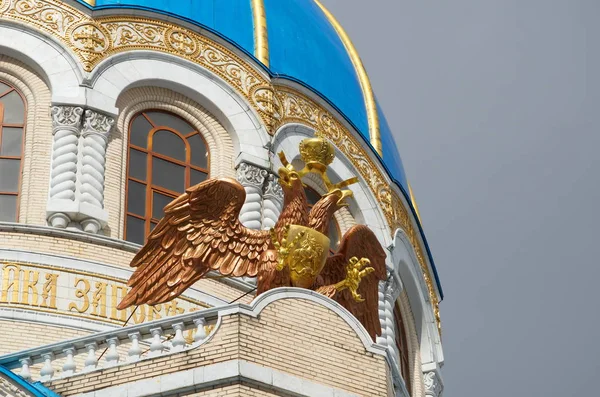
[299,135,335,169]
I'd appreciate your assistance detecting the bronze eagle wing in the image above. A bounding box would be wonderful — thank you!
[118,178,272,309]
[316,224,387,340]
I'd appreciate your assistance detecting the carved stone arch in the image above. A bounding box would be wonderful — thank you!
[397,291,426,397]
[272,123,390,245]
[88,53,271,168]
[0,24,83,103]
[110,86,235,239]
[392,229,444,369]
[0,54,52,226]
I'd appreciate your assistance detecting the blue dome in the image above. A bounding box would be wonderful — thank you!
[78,1,402,184]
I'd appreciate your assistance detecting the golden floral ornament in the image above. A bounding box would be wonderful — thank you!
[0,0,441,331]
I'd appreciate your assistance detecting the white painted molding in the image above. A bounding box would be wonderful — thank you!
[236,162,268,230]
[0,23,84,104]
[89,53,271,167]
[71,359,360,397]
[391,229,444,367]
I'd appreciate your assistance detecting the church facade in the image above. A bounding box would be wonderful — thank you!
[0,1,444,396]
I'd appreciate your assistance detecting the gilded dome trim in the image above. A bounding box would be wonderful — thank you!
[313,0,382,156]
[251,0,269,67]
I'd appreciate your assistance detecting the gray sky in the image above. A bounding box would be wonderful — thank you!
[322,1,600,395]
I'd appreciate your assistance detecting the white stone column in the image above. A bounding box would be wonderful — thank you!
[262,174,283,230]
[423,368,444,397]
[47,106,83,228]
[378,269,403,367]
[79,109,114,233]
[236,162,268,230]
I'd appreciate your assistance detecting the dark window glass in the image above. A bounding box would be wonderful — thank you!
[153,130,185,161]
[127,180,146,216]
[152,191,174,220]
[126,111,210,244]
[130,115,152,148]
[305,187,341,252]
[305,188,321,205]
[152,157,185,192]
[0,91,25,124]
[394,304,412,395]
[190,169,208,186]
[126,216,145,245]
[328,221,340,251]
[128,148,147,181]
[0,81,25,223]
[0,195,17,222]
[0,127,23,156]
[145,111,195,135]
[188,134,208,168]
[0,159,20,191]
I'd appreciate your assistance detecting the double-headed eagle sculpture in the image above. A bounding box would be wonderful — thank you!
[118,134,387,340]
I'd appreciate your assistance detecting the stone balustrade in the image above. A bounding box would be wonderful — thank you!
[0,306,220,383]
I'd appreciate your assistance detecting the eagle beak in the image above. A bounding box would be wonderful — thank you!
[278,166,300,188]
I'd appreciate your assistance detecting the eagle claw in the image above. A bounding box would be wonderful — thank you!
[333,257,375,302]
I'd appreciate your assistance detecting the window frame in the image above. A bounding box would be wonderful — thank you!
[393,303,412,395]
[124,110,210,243]
[0,80,27,222]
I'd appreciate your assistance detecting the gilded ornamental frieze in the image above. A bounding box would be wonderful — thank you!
[0,0,440,329]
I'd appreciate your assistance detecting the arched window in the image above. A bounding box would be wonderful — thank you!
[125,111,209,244]
[305,186,341,253]
[0,80,25,222]
[394,303,412,395]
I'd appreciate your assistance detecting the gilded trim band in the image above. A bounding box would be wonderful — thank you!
[314,0,382,156]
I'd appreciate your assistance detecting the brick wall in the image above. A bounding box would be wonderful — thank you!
[48,298,390,396]
[0,320,89,355]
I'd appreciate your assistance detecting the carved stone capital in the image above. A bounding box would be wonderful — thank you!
[236,162,268,189]
[82,109,115,140]
[424,370,443,397]
[51,106,83,134]
[264,174,283,201]
[384,269,402,302]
